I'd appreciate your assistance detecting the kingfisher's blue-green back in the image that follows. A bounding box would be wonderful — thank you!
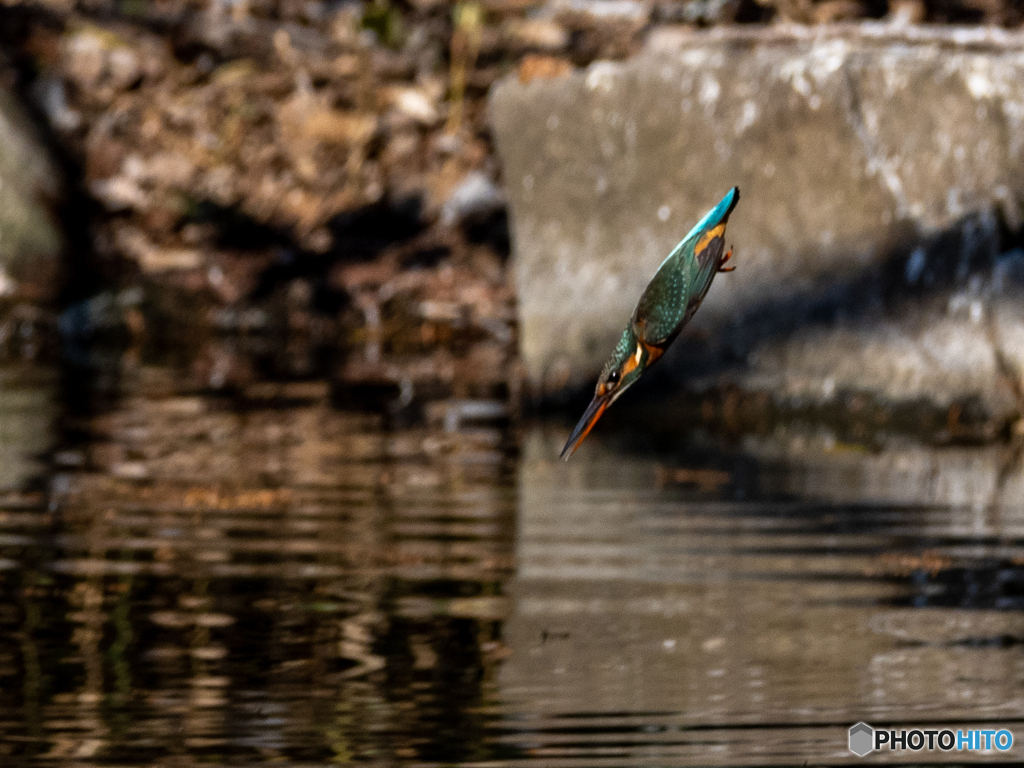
[632,187,739,346]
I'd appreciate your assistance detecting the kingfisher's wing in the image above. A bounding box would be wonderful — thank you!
[681,189,737,324]
[632,187,740,346]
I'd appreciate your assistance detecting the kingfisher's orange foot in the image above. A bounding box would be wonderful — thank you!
[718,248,736,272]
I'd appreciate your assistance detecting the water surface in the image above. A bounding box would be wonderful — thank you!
[1,360,1023,765]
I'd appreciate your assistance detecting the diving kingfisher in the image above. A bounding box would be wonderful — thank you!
[561,187,740,460]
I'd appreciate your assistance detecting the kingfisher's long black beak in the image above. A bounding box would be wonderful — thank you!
[560,392,613,460]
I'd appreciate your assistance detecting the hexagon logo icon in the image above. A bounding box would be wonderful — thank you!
[849,722,874,756]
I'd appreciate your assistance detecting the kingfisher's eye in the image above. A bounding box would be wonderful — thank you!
[606,370,620,386]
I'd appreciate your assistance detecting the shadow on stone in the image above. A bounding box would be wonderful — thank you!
[549,210,1024,443]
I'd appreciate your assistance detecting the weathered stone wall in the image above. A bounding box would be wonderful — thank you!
[0,87,63,301]
[491,24,1024,419]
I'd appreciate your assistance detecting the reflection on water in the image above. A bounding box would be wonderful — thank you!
[1,360,516,764]
[0,364,57,491]
[1,360,1024,765]
[504,433,1024,765]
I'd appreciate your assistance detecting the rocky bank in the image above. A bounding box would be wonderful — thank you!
[492,24,1024,428]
